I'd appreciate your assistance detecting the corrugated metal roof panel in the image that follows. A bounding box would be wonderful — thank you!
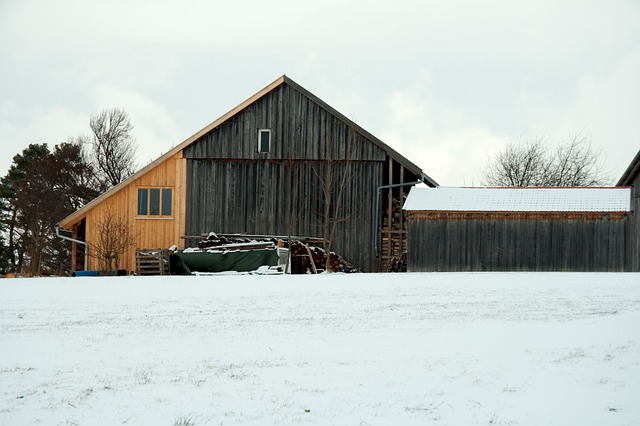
[404,187,631,212]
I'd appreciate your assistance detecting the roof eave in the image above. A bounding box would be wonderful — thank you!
[617,148,640,186]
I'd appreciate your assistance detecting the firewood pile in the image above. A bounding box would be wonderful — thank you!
[197,233,277,250]
[289,241,358,274]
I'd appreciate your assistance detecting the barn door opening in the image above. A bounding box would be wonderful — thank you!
[73,218,87,271]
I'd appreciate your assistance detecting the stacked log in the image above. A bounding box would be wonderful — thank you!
[197,233,277,250]
[288,241,358,273]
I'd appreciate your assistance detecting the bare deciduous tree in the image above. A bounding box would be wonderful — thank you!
[545,134,610,186]
[83,108,138,190]
[89,205,136,272]
[313,131,357,268]
[481,136,548,187]
[481,132,610,187]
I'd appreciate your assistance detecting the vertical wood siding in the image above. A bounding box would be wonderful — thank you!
[182,82,418,271]
[628,174,640,271]
[185,159,383,272]
[82,152,186,273]
[407,215,629,272]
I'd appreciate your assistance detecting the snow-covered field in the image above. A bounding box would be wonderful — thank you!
[1,272,639,426]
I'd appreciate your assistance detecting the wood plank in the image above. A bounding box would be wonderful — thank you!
[407,215,629,272]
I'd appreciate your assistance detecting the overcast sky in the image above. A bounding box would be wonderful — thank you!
[1,0,638,186]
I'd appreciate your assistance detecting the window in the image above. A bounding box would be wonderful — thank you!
[137,187,172,217]
[137,188,148,216]
[258,129,270,153]
[162,188,172,216]
[149,188,160,215]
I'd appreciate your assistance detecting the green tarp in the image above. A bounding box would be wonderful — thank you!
[172,249,279,275]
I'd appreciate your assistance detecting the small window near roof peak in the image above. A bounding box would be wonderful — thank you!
[258,129,270,153]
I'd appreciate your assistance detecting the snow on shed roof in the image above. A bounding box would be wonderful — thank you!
[404,187,631,212]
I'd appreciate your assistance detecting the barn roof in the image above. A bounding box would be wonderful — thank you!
[404,187,631,213]
[617,148,640,186]
[59,75,437,229]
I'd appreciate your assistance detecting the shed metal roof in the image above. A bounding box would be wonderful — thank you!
[404,187,631,213]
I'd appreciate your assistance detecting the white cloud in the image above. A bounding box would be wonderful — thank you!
[568,46,640,179]
[379,76,510,186]
[0,105,87,173]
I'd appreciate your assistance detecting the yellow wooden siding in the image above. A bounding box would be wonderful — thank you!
[81,152,186,273]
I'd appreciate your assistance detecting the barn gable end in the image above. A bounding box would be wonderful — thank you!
[181,78,434,271]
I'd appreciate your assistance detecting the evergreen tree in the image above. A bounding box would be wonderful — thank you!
[0,196,9,275]
[1,143,97,275]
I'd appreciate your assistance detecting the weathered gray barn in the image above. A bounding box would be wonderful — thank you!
[617,148,640,271]
[182,76,439,272]
[59,75,438,273]
[403,187,632,272]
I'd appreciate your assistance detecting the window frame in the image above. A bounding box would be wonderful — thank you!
[161,188,172,216]
[137,188,149,216]
[136,186,173,218]
[258,129,271,153]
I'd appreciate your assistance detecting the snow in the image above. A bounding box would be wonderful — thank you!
[404,187,631,212]
[1,272,639,425]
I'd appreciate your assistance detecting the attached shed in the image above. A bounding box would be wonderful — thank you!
[404,187,631,272]
[617,148,640,271]
[58,75,437,273]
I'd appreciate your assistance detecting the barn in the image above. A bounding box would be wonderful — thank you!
[617,148,640,271]
[403,186,632,272]
[58,75,438,273]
